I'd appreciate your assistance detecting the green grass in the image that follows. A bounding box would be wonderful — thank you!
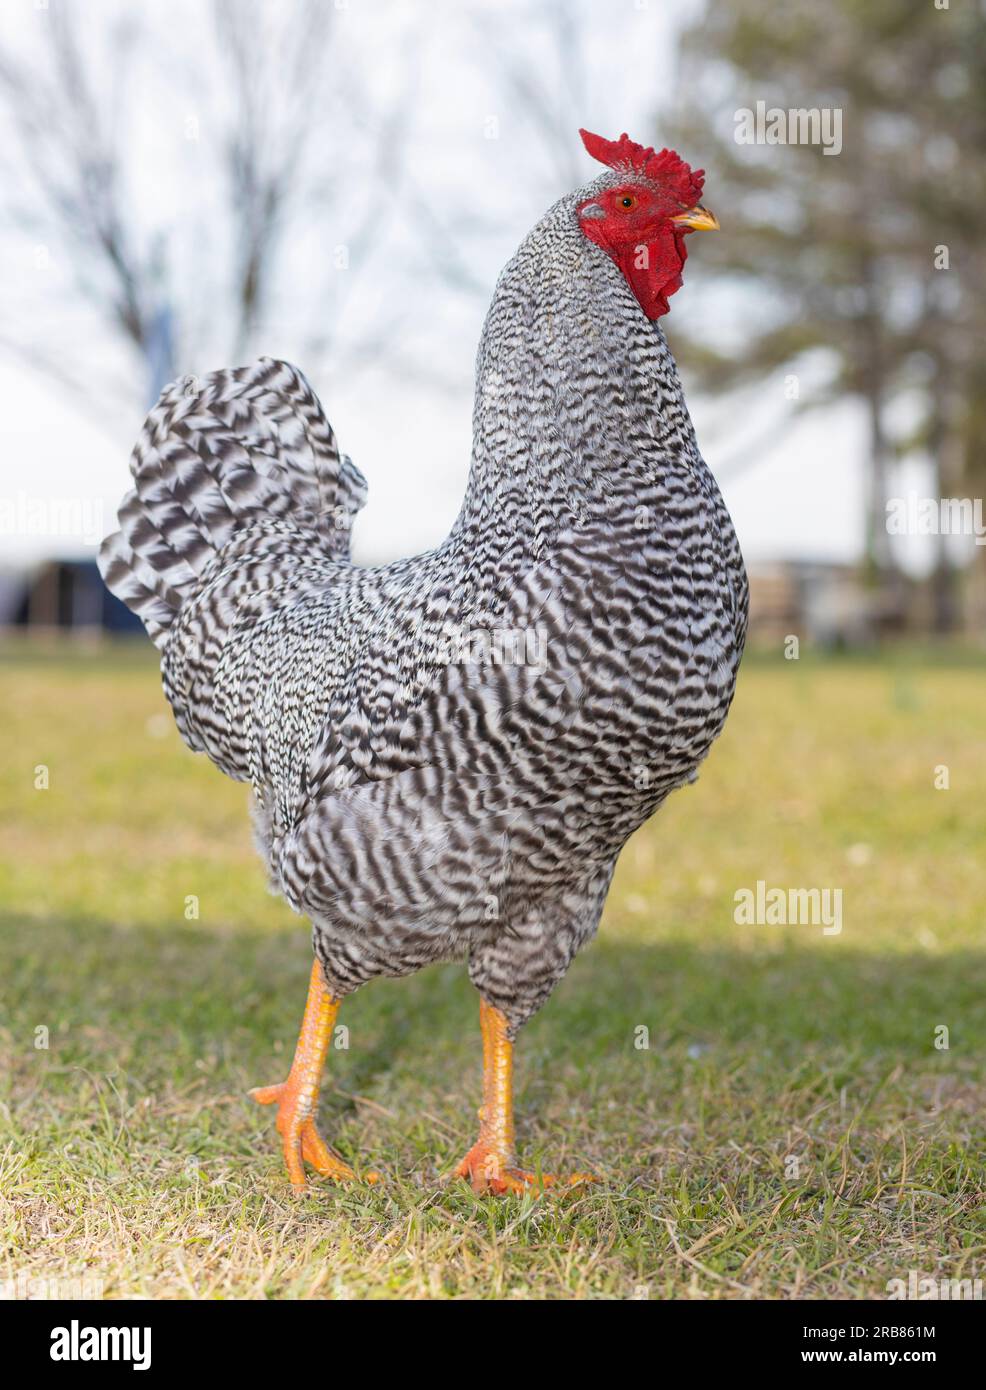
[1,636,984,1299]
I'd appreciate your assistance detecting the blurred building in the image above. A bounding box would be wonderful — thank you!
[3,555,980,648]
[0,559,142,635]
[744,559,986,647]
[747,561,874,648]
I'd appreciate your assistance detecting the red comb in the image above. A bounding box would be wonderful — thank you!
[579,128,704,206]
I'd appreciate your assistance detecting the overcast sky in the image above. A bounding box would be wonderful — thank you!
[1,0,931,577]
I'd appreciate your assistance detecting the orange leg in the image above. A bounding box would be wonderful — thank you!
[453,998,598,1195]
[250,960,378,1189]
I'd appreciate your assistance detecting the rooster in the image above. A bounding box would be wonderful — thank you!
[99,129,748,1194]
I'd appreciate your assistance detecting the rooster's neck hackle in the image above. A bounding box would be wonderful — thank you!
[458,186,704,556]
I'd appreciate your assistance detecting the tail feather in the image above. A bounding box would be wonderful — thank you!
[99,357,367,648]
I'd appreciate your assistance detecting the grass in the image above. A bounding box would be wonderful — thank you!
[0,635,984,1299]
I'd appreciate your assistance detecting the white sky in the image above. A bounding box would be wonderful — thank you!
[0,0,943,578]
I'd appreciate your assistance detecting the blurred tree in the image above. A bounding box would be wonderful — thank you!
[667,0,986,631]
[0,0,416,415]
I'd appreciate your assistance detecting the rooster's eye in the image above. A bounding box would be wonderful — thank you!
[616,194,638,212]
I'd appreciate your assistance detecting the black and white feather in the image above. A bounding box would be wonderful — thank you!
[100,173,748,1035]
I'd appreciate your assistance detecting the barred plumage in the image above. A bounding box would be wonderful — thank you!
[101,140,747,1189]
[101,170,747,1034]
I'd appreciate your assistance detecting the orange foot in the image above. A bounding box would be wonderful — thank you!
[453,997,599,1196]
[250,961,379,1190]
[249,1079,377,1189]
[454,1140,598,1196]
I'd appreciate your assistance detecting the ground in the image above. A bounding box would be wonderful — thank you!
[0,638,983,1300]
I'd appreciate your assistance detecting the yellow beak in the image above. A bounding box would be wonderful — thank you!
[671,205,720,232]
